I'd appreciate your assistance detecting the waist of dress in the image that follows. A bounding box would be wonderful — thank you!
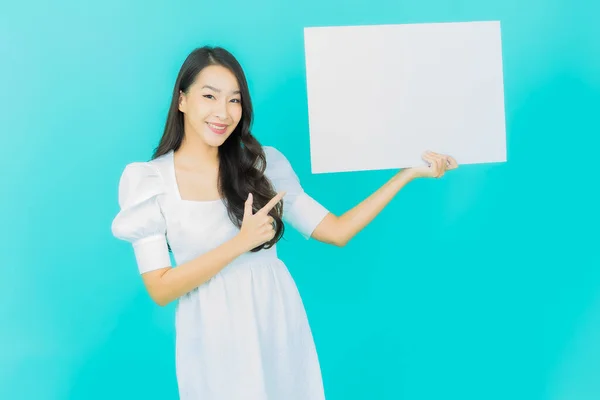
[177,247,285,299]
[229,246,280,266]
[177,245,281,267]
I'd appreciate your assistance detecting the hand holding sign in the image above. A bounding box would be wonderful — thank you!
[406,151,459,179]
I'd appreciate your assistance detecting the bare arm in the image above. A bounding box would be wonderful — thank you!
[311,169,414,247]
[312,151,458,246]
[141,235,248,306]
[142,191,286,306]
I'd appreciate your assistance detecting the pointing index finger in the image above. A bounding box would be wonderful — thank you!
[259,191,286,215]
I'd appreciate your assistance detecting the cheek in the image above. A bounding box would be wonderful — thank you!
[190,112,205,129]
[185,102,203,119]
[230,105,243,122]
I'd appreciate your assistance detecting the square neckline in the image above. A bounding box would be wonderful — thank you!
[168,150,225,204]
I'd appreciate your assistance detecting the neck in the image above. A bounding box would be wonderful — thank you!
[176,132,219,171]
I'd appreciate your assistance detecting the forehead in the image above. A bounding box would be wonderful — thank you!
[195,65,240,91]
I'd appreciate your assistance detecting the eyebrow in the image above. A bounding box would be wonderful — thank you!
[202,85,241,95]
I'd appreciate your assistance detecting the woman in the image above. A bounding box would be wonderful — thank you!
[111,46,457,399]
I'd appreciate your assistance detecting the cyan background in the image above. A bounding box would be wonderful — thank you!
[1,0,598,399]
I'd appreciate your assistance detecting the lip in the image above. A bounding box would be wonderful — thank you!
[207,121,228,127]
[206,122,228,135]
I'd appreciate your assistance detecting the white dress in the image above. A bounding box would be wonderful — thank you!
[111,146,330,400]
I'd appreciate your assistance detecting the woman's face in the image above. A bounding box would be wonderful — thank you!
[179,65,243,148]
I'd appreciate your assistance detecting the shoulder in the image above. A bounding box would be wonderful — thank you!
[262,145,292,167]
[118,150,171,183]
[119,160,163,187]
[117,159,166,208]
[112,159,169,244]
[262,145,282,159]
[261,145,301,185]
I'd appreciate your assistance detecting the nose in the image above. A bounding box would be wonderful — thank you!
[213,98,229,121]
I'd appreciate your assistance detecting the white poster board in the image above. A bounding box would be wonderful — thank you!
[303,21,507,173]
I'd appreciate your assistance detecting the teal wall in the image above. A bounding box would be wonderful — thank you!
[1,1,598,399]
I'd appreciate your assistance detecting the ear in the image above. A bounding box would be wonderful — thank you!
[178,90,186,112]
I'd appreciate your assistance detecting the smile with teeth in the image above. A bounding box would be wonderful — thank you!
[207,122,228,134]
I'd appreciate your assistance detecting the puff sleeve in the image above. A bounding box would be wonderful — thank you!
[111,162,172,274]
[264,146,330,239]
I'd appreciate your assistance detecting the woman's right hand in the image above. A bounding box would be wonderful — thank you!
[236,191,286,252]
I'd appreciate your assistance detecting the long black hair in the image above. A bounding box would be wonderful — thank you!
[153,46,284,251]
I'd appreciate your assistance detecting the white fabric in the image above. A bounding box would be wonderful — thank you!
[111,162,172,274]
[263,146,330,239]
[111,146,330,400]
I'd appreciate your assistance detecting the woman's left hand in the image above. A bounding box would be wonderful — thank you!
[404,151,459,179]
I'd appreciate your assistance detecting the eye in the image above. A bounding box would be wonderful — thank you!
[203,94,215,99]
[230,99,241,103]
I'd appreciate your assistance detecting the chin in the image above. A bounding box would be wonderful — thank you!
[202,132,232,147]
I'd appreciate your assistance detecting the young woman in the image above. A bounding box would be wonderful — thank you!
[111,46,457,400]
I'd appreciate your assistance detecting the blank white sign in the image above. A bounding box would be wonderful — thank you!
[303,21,507,174]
